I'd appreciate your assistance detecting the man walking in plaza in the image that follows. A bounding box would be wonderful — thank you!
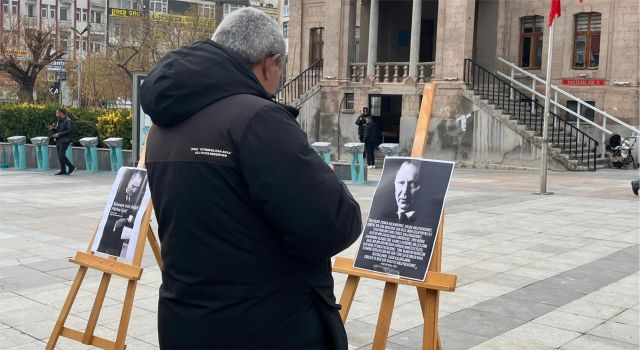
[51,108,75,175]
[140,8,362,350]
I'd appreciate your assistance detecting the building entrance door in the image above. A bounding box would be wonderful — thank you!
[369,94,402,144]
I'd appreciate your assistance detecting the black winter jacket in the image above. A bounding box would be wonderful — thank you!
[55,117,73,143]
[140,40,362,349]
[363,122,382,145]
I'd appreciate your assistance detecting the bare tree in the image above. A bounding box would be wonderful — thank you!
[0,17,65,101]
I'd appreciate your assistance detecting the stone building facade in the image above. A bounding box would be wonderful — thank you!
[286,0,639,166]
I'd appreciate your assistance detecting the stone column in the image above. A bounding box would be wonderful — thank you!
[408,0,422,78]
[366,0,379,77]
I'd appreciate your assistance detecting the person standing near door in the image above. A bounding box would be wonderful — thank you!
[51,108,76,175]
[363,116,382,169]
[355,107,369,142]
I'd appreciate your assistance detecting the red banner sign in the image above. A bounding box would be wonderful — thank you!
[562,79,606,86]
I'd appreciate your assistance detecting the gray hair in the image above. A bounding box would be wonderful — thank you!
[212,7,286,66]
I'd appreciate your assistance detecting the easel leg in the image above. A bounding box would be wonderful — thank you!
[114,279,138,350]
[419,288,441,350]
[338,275,360,323]
[372,282,398,350]
[82,272,112,344]
[147,224,163,270]
[46,266,88,350]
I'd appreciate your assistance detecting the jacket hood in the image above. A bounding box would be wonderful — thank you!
[139,40,273,127]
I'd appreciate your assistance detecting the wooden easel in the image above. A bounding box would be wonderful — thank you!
[333,83,457,350]
[46,149,163,350]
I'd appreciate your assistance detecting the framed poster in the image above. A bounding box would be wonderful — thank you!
[92,167,152,262]
[354,157,454,280]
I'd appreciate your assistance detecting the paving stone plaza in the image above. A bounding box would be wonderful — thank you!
[0,167,638,349]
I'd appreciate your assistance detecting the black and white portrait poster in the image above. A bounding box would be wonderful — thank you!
[354,157,454,280]
[91,167,151,262]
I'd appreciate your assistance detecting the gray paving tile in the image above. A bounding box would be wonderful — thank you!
[504,281,586,307]
[389,324,488,350]
[588,320,639,345]
[560,334,638,350]
[471,296,556,322]
[438,309,525,338]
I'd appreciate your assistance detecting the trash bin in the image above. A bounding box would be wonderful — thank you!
[344,142,365,184]
[311,142,332,164]
[104,137,123,172]
[30,136,50,170]
[378,143,400,157]
[79,137,99,173]
[7,136,26,169]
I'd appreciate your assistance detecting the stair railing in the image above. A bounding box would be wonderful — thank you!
[464,58,598,171]
[497,57,640,159]
[275,59,323,106]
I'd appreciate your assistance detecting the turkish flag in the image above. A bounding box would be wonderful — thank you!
[549,0,562,27]
[549,0,584,27]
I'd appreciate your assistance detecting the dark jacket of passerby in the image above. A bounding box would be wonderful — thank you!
[55,117,73,143]
[139,39,362,349]
[363,121,383,146]
[355,114,367,142]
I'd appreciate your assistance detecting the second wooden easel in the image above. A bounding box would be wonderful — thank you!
[46,149,164,350]
[333,82,457,350]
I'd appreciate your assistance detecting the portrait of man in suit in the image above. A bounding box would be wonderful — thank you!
[381,160,423,224]
[96,169,148,257]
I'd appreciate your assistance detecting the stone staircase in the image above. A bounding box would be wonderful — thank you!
[463,59,604,171]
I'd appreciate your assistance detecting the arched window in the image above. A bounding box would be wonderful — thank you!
[520,15,544,69]
[573,12,601,69]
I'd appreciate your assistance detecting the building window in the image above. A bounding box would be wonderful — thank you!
[10,0,16,14]
[345,93,354,110]
[27,4,35,17]
[223,3,245,17]
[116,0,138,10]
[198,3,213,18]
[2,0,8,14]
[76,8,88,22]
[91,10,103,23]
[50,5,56,19]
[566,100,595,122]
[60,7,68,21]
[282,21,288,38]
[573,12,601,69]
[42,6,47,18]
[519,15,543,69]
[309,27,324,67]
[91,42,101,52]
[150,0,166,13]
[112,23,123,36]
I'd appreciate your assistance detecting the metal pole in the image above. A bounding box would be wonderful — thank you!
[539,21,554,195]
[601,118,607,159]
[510,67,514,100]
[77,34,82,107]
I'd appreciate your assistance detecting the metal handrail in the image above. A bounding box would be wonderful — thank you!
[496,71,610,135]
[464,58,598,171]
[275,59,323,106]
[498,56,640,136]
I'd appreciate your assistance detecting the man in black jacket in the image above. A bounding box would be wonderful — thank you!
[140,8,362,350]
[363,116,383,169]
[355,107,368,142]
[52,108,76,175]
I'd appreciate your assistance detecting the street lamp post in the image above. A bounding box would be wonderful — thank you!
[73,25,91,107]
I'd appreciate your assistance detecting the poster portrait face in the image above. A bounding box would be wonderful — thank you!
[394,161,422,213]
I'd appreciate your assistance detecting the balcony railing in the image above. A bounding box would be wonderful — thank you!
[349,62,435,83]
